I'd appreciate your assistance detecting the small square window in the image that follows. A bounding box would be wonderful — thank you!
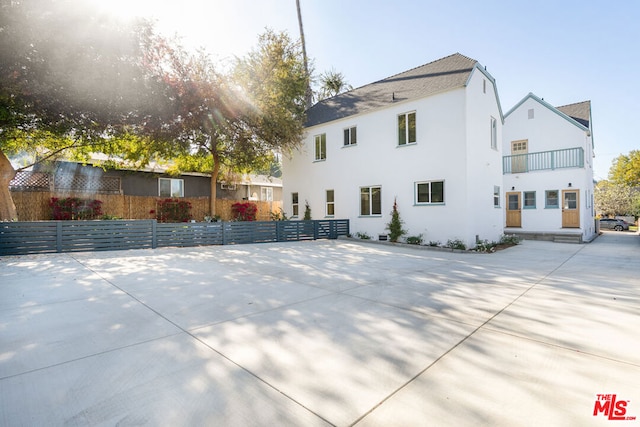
[524,191,536,209]
[343,126,357,146]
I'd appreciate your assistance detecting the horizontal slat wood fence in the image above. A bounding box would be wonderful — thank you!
[0,219,349,255]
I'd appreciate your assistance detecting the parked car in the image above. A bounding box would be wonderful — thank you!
[599,218,629,231]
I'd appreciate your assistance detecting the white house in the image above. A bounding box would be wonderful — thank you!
[502,93,596,242]
[282,53,505,248]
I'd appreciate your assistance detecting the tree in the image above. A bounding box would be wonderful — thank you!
[317,69,353,100]
[386,198,407,242]
[138,29,308,216]
[0,0,168,219]
[594,180,638,217]
[609,150,640,187]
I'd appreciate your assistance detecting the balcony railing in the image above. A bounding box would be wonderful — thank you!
[503,147,584,174]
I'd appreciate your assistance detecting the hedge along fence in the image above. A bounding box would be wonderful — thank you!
[0,219,350,255]
[9,191,282,222]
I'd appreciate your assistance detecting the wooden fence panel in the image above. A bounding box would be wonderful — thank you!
[9,190,281,222]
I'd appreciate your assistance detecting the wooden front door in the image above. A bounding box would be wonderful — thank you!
[506,192,521,227]
[562,190,580,228]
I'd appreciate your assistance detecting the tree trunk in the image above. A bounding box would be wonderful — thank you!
[296,0,312,109]
[210,151,221,217]
[0,149,18,221]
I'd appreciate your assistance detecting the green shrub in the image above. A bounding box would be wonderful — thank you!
[406,234,424,245]
[499,234,522,245]
[270,208,289,221]
[475,239,497,253]
[303,201,312,220]
[445,238,466,250]
[385,198,407,242]
[355,231,371,240]
[428,240,441,247]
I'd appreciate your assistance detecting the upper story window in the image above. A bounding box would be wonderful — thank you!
[343,126,357,146]
[398,111,416,146]
[483,79,487,94]
[314,134,326,161]
[360,186,381,216]
[491,117,497,150]
[159,178,184,197]
[415,180,444,204]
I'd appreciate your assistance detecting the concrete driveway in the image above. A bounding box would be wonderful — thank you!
[1,231,639,426]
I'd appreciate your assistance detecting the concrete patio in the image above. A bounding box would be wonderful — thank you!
[1,231,639,426]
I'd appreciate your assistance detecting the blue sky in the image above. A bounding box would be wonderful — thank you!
[109,0,639,181]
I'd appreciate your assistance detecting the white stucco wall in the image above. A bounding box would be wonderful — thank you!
[502,96,596,240]
[283,71,504,248]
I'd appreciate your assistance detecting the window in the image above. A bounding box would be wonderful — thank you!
[490,117,497,150]
[292,192,299,217]
[360,186,381,216]
[343,126,357,146]
[528,108,534,119]
[159,178,184,197]
[261,187,273,202]
[415,181,444,204]
[545,190,559,208]
[314,134,326,161]
[494,186,500,208]
[326,190,335,216]
[523,191,536,209]
[398,111,416,145]
[483,79,487,94]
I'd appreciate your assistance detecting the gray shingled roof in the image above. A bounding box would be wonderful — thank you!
[556,101,591,129]
[305,53,479,127]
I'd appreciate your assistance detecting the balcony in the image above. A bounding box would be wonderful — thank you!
[503,147,584,174]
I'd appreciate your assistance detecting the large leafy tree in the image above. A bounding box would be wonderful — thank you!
[139,30,308,215]
[608,150,640,187]
[595,180,638,217]
[0,0,167,219]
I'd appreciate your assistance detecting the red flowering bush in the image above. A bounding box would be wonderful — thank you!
[156,199,192,222]
[49,197,103,220]
[231,202,257,221]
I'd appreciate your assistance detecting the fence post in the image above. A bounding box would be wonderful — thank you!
[56,221,62,252]
[313,221,319,240]
[151,220,157,249]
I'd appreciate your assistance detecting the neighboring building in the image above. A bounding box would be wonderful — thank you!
[283,53,505,248]
[11,161,282,202]
[502,93,596,242]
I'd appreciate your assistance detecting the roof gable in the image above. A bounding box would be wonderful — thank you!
[305,53,478,127]
[505,93,590,132]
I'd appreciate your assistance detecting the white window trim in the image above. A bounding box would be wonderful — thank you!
[343,126,357,147]
[490,116,497,150]
[360,186,382,217]
[159,178,184,198]
[494,185,501,208]
[291,192,299,217]
[397,111,417,146]
[414,180,445,205]
[326,189,335,217]
[314,134,326,161]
